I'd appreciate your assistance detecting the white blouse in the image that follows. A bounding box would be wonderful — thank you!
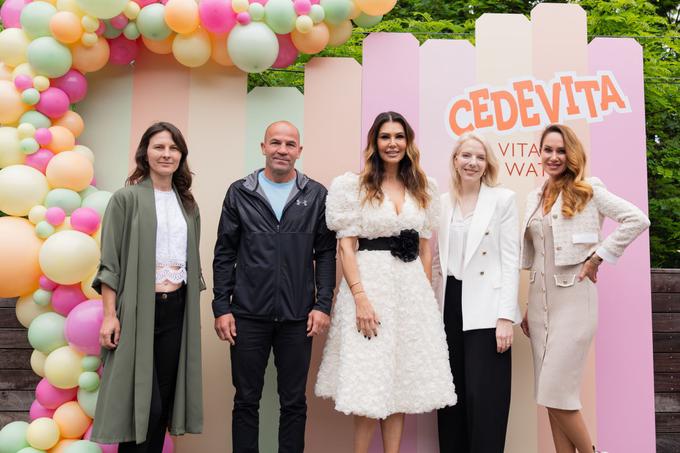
[447,204,473,280]
[154,189,187,284]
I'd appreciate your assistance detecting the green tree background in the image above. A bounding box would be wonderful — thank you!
[1,0,677,267]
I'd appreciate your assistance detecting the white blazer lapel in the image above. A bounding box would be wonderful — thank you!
[464,184,497,268]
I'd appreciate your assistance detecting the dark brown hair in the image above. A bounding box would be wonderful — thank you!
[127,122,196,212]
[360,111,430,209]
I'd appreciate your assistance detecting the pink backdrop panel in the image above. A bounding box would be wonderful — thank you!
[588,38,655,453]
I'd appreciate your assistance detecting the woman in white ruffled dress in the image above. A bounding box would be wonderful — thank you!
[315,111,456,453]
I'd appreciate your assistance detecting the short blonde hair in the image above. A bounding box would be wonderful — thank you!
[449,132,499,200]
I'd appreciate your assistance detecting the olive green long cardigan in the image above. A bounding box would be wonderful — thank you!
[90,178,204,444]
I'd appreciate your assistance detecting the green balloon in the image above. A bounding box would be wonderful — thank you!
[27,37,73,78]
[228,23,279,74]
[0,421,30,453]
[76,388,99,418]
[353,12,383,28]
[264,0,297,34]
[20,111,52,129]
[137,4,172,41]
[35,220,55,239]
[81,190,111,217]
[21,88,40,106]
[17,448,46,453]
[309,4,325,24]
[33,288,52,306]
[78,186,99,200]
[28,312,67,355]
[249,3,265,21]
[20,137,40,154]
[20,2,56,39]
[76,0,128,20]
[123,22,141,40]
[320,0,351,25]
[78,371,100,391]
[45,188,82,215]
[81,355,101,372]
[103,21,124,39]
[63,440,102,453]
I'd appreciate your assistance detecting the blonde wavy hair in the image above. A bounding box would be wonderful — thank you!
[360,111,431,209]
[540,124,593,217]
[449,132,499,201]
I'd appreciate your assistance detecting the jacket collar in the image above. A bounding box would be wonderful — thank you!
[242,168,309,192]
[464,183,497,267]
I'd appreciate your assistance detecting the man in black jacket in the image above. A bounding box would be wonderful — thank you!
[212,121,336,453]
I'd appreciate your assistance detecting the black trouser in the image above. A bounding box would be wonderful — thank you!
[119,287,186,453]
[231,317,312,453]
[437,277,512,453]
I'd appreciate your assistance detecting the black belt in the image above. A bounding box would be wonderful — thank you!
[357,229,420,263]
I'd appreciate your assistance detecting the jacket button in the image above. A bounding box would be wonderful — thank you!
[480,271,485,275]
[482,251,487,255]
[161,293,168,300]
[556,246,562,251]
[485,231,489,235]
[552,214,558,219]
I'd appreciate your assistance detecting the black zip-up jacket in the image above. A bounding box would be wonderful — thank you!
[212,169,337,321]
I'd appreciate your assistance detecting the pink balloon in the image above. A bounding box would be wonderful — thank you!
[25,148,55,174]
[35,378,77,409]
[45,207,66,226]
[35,128,53,146]
[39,275,59,292]
[96,20,106,35]
[65,299,104,355]
[14,74,33,90]
[199,0,237,34]
[108,36,139,66]
[272,33,299,69]
[71,207,101,235]
[236,12,251,25]
[133,0,160,6]
[162,432,174,453]
[110,14,129,30]
[51,70,88,104]
[250,0,268,4]
[0,0,31,29]
[294,0,311,15]
[30,399,56,420]
[36,87,70,119]
[52,284,87,316]
[84,425,119,453]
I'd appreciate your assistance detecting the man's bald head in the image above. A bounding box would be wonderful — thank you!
[264,121,300,143]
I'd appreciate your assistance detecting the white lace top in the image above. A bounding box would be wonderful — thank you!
[154,189,187,284]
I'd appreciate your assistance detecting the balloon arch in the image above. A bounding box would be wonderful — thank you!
[0,0,399,451]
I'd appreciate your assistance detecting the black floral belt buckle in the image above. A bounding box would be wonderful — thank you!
[389,229,420,263]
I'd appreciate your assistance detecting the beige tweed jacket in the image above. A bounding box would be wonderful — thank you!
[521,177,650,268]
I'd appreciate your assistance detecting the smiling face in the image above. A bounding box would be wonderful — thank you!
[147,130,181,180]
[376,121,407,166]
[454,138,487,184]
[261,122,302,181]
[541,131,567,179]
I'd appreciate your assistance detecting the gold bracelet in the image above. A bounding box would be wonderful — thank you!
[349,281,362,289]
[352,290,365,297]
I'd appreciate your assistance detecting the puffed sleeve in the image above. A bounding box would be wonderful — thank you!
[92,192,126,294]
[325,172,362,238]
[421,177,440,239]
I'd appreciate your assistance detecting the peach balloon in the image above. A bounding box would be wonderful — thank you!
[46,151,94,192]
[210,33,233,66]
[291,22,329,54]
[0,217,42,298]
[49,439,78,453]
[80,269,99,300]
[328,20,353,47]
[50,11,84,44]
[165,0,200,34]
[0,62,13,80]
[17,294,53,328]
[46,125,76,153]
[53,110,85,138]
[0,80,27,125]
[71,37,110,73]
[357,0,396,16]
[53,401,92,439]
[142,34,175,55]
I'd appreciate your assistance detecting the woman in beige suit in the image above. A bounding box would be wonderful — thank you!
[520,124,650,453]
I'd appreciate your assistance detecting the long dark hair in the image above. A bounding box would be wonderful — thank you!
[360,111,430,209]
[127,122,196,212]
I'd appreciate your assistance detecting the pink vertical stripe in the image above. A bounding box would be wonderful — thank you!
[588,38,655,453]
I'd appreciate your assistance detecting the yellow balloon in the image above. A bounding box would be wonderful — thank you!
[29,205,48,224]
[80,269,100,299]
[31,349,48,377]
[165,0,200,34]
[0,217,42,298]
[0,28,30,68]
[232,0,249,13]
[124,1,141,20]
[0,80,28,125]
[328,20,353,47]
[0,62,13,80]
[0,165,50,217]
[0,126,25,168]
[26,417,61,450]
[80,15,99,33]
[17,295,53,328]
[80,31,99,47]
[356,0,396,16]
[54,216,72,233]
[34,75,51,91]
[46,151,93,192]
[56,0,85,15]
[172,28,211,68]
[295,15,313,34]
[39,230,100,285]
[44,345,83,389]
[53,401,91,439]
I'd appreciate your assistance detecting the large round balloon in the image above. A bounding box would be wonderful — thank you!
[320,0,351,25]
[50,439,79,453]
[228,22,279,73]
[53,401,92,439]
[29,399,56,421]
[27,36,73,78]
[328,19,353,47]
[46,151,94,192]
[71,37,110,73]
[20,1,57,39]
[54,110,85,138]
[137,3,172,41]
[76,0,128,19]
[0,127,24,168]
[353,12,383,28]
[0,421,30,453]
[172,28,211,68]
[272,33,298,68]
[76,388,98,418]
[52,284,87,316]
[0,217,42,298]
[356,0,396,16]
[26,417,60,451]
[108,35,139,65]
[81,190,112,216]
[44,345,84,389]
[291,22,329,54]
[264,0,296,34]
[0,80,27,124]
[65,299,103,355]
[16,294,52,328]
[0,164,49,216]
[40,230,100,285]
[165,0,200,34]
[199,0,237,34]
[63,440,103,453]
[35,377,77,409]
[51,69,88,104]
[28,311,67,354]
[31,349,47,377]
[0,0,32,30]
[0,28,30,68]
[46,125,76,153]
[50,11,84,44]
[45,188,82,215]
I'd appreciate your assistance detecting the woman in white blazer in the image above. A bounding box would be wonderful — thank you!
[433,132,521,453]
[520,124,650,453]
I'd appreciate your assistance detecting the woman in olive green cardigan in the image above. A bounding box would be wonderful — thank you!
[91,122,204,451]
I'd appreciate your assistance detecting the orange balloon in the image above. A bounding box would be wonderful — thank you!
[46,151,94,192]
[50,11,84,44]
[291,23,329,54]
[0,217,42,298]
[53,401,92,439]
[53,110,84,137]
[143,34,175,55]
[0,80,27,125]
[49,439,78,453]
[71,37,110,73]
[328,20,353,47]
[165,0,200,34]
[47,125,76,153]
[210,33,233,66]
[357,0,397,16]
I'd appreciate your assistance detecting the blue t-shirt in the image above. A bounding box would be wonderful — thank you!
[258,172,295,221]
